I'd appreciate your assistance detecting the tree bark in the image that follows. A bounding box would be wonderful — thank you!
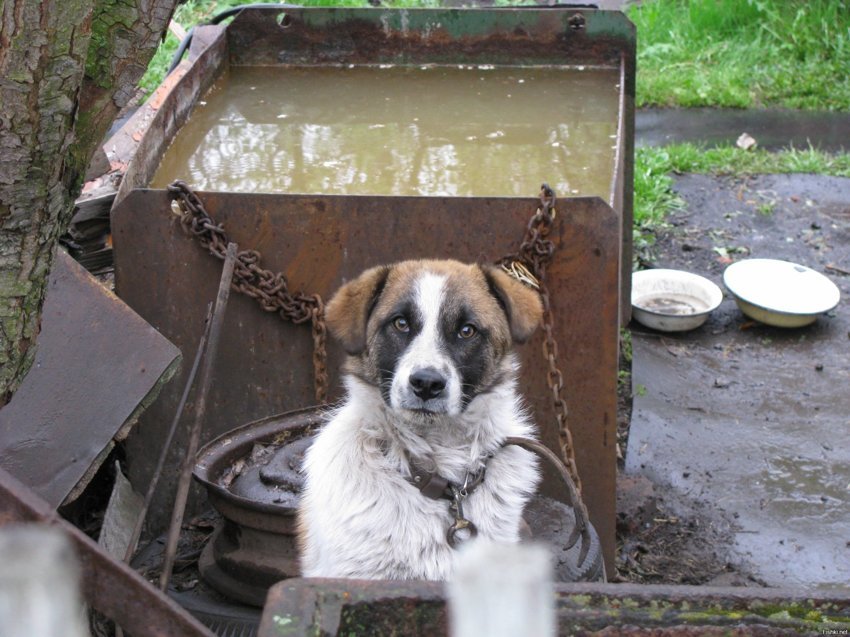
[0,0,178,406]
[71,0,177,177]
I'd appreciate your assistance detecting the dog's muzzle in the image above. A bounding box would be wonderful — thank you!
[409,367,446,400]
[395,366,454,414]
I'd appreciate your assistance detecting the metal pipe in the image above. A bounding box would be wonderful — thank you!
[123,302,214,566]
[167,4,303,75]
[159,242,238,592]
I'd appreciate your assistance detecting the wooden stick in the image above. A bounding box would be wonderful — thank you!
[159,242,238,592]
[825,263,850,276]
[168,20,187,42]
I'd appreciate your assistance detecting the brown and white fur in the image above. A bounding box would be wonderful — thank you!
[298,259,543,580]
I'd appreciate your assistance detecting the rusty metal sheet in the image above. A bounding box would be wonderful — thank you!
[0,249,180,508]
[228,7,635,68]
[0,467,213,637]
[224,6,636,321]
[258,577,850,636]
[113,190,620,571]
[113,24,227,205]
[260,578,446,637]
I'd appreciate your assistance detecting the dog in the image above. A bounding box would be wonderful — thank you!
[298,259,543,580]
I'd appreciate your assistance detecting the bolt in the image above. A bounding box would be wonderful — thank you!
[568,13,586,31]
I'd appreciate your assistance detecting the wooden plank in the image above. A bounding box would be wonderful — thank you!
[0,249,180,507]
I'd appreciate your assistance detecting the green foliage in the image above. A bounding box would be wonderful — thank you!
[632,147,684,261]
[641,143,850,178]
[138,0,443,96]
[629,0,850,110]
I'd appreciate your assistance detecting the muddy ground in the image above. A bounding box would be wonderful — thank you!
[615,173,850,587]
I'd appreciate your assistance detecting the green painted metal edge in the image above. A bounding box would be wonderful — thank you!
[270,6,634,48]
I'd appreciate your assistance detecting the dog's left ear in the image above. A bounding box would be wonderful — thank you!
[482,265,544,344]
[325,265,390,355]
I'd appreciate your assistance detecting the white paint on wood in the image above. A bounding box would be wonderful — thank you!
[99,461,144,560]
[447,541,556,637]
[0,525,87,637]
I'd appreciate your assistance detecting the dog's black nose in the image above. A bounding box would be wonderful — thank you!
[409,368,446,400]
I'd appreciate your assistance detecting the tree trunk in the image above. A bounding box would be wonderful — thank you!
[0,0,177,406]
[71,0,178,177]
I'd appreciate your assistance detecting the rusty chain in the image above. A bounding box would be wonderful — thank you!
[167,180,328,404]
[167,179,581,500]
[500,184,583,496]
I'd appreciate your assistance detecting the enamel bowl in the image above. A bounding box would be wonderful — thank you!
[723,258,840,328]
[631,269,723,332]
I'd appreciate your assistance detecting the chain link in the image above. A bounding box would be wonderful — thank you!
[167,179,580,495]
[501,184,582,495]
[167,180,328,404]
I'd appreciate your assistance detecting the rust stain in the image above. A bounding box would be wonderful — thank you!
[114,191,621,567]
[150,67,188,110]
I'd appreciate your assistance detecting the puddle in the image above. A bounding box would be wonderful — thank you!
[759,455,850,523]
[637,108,850,152]
[151,65,620,197]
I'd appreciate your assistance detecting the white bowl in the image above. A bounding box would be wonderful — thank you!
[723,258,840,328]
[631,269,723,332]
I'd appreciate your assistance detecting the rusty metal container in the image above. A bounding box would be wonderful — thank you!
[193,408,319,606]
[110,5,635,577]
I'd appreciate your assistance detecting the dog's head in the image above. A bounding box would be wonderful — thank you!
[325,259,543,417]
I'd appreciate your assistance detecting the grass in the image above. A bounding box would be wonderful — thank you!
[629,0,850,111]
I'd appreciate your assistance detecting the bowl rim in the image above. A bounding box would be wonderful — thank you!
[722,258,840,317]
[631,268,724,318]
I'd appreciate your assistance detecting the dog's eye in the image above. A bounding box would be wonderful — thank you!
[392,316,410,332]
[458,324,477,339]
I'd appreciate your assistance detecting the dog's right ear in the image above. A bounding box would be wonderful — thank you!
[325,265,391,355]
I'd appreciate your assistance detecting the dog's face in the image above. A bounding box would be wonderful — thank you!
[325,260,543,417]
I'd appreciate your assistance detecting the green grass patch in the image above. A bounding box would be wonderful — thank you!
[629,0,850,111]
[641,143,850,183]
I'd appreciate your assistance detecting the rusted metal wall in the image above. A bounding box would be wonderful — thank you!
[113,192,620,570]
[223,6,636,320]
[227,7,632,67]
[113,24,228,205]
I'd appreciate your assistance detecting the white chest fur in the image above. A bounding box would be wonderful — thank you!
[298,377,540,580]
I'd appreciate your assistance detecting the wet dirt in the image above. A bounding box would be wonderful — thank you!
[619,173,850,588]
